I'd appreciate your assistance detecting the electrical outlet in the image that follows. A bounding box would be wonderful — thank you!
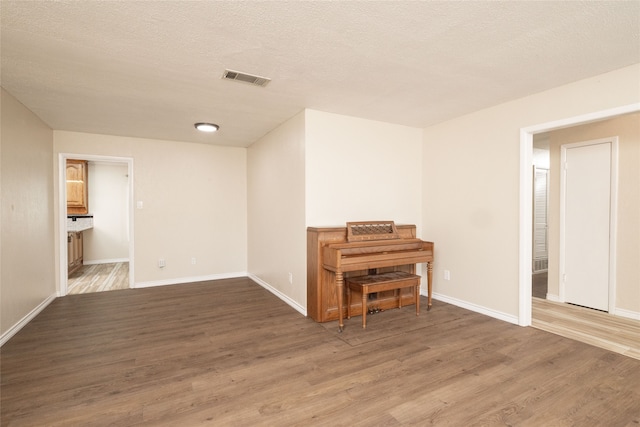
[444,270,451,280]
[288,272,293,284]
[191,257,196,265]
[158,259,166,268]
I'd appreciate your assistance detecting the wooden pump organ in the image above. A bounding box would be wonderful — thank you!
[307,221,434,331]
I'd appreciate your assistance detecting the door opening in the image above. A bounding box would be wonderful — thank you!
[531,139,550,300]
[59,154,135,296]
[518,102,639,326]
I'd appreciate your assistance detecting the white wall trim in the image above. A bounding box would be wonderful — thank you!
[613,307,640,321]
[431,292,519,325]
[134,272,248,289]
[135,273,307,317]
[248,274,307,317]
[545,293,561,302]
[518,102,640,327]
[83,258,129,265]
[538,296,637,320]
[519,130,534,326]
[0,293,57,347]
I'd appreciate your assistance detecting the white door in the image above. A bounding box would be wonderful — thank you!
[561,140,614,312]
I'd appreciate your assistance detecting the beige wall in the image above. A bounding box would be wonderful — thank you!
[54,131,247,288]
[247,109,424,312]
[84,162,130,263]
[3,62,639,339]
[247,111,307,310]
[547,112,639,314]
[1,88,56,338]
[305,110,423,227]
[304,110,425,287]
[422,64,640,320]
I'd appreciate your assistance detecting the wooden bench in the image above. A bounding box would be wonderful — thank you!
[346,271,421,329]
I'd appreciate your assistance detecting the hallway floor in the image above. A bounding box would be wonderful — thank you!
[532,297,640,360]
[67,262,129,294]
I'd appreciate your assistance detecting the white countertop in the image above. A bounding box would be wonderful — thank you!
[67,216,94,232]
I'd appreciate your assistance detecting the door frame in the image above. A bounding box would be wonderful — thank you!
[58,154,135,296]
[518,102,639,326]
[558,138,618,312]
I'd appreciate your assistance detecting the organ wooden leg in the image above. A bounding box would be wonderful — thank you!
[361,287,367,329]
[347,284,352,320]
[336,271,344,332]
[415,282,420,316]
[427,261,433,311]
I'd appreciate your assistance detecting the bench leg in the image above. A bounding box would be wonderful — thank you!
[415,284,420,316]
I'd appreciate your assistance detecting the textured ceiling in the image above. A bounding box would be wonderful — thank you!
[1,1,639,147]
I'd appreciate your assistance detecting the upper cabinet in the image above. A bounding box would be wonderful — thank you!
[66,159,88,215]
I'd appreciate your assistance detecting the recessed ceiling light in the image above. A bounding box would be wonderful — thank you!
[194,123,219,133]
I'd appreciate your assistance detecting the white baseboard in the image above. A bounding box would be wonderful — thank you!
[134,272,248,288]
[546,293,561,302]
[1,292,57,347]
[612,307,640,321]
[429,291,519,325]
[248,274,307,317]
[541,294,639,320]
[83,258,129,265]
[2,275,297,347]
[136,272,306,317]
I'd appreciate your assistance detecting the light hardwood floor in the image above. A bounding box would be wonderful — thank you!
[2,278,639,426]
[532,297,640,360]
[67,262,129,294]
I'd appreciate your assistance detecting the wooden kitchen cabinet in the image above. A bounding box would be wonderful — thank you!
[67,231,83,275]
[66,159,88,215]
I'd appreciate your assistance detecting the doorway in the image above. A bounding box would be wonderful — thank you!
[59,154,134,296]
[520,106,639,358]
[532,137,550,300]
[518,102,639,326]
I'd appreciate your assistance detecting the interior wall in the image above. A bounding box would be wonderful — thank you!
[247,111,306,310]
[546,112,639,315]
[1,88,56,338]
[422,64,640,321]
[53,131,247,288]
[305,109,423,228]
[532,147,550,170]
[84,162,129,263]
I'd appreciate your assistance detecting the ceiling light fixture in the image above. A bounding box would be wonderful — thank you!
[194,122,219,133]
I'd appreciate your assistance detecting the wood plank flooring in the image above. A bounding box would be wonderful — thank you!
[531,271,547,299]
[532,297,640,360]
[67,262,129,294]
[2,278,639,426]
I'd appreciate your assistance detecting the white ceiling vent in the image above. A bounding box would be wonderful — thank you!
[222,69,271,87]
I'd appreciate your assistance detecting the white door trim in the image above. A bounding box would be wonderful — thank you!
[58,154,135,296]
[518,102,639,326]
[559,138,618,312]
